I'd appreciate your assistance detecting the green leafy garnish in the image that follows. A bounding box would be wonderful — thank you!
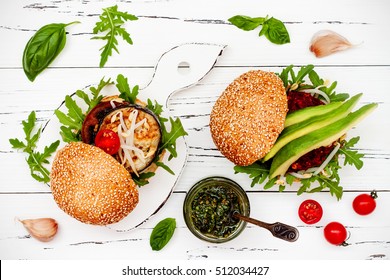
[233,65,370,200]
[278,64,349,102]
[228,15,290,45]
[132,172,155,187]
[9,111,60,183]
[55,78,111,142]
[92,5,138,68]
[159,117,188,160]
[23,21,80,81]
[116,74,139,103]
[234,162,272,188]
[339,136,364,170]
[150,218,176,251]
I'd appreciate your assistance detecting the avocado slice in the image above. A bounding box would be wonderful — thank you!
[263,93,362,162]
[269,103,377,178]
[285,101,343,127]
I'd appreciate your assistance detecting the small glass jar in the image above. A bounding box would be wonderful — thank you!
[183,176,250,243]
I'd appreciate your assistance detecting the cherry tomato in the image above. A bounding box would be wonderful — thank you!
[298,199,323,224]
[353,191,377,215]
[324,222,348,245]
[95,129,120,155]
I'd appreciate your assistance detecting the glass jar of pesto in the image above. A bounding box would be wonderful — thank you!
[183,177,250,243]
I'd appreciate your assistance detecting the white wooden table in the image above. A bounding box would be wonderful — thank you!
[1,0,389,261]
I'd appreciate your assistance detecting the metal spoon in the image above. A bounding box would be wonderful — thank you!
[232,211,299,242]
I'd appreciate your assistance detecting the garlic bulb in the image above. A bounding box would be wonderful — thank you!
[310,30,354,58]
[19,218,58,242]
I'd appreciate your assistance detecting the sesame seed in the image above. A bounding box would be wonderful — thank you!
[50,142,139,225]
[209,70,288,166]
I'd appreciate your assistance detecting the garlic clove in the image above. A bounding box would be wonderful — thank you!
[310,30,354,58]
[19,218,58,242]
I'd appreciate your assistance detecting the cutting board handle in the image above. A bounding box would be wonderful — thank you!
[140,43,226,107]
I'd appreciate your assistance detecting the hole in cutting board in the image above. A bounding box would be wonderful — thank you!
[177,61,191,75]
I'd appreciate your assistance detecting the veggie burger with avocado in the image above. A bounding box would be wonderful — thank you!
[210,65,377,199]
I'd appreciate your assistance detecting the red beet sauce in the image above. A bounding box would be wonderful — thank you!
[287,91,325,113]
[286,91,333,172]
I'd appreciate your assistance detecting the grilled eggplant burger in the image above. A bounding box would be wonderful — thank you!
[81,96,162,176]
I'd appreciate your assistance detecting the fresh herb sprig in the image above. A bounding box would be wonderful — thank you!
[55,78,112,142]
[92,5,138,67]
[150,218,176,251]
[228,15,290,45]
[9,111,60,184]
[23,21,79,81]
[234,65,368,200]
[278,64,350,102]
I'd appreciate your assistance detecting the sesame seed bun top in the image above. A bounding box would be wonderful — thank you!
[50,142,139,225]
[209,70,288,166]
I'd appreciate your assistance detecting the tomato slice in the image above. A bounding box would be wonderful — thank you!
[298,199,323,224]
[94,129,121,155]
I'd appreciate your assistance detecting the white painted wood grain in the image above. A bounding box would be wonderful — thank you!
[1,0,390,68]
[1,192,389,259]
[0,0,389,260]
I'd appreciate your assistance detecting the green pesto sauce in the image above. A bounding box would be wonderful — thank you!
[191,185,241,238]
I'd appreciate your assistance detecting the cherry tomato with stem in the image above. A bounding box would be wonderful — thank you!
[324,222,349,246]
[95,129,121,155]
[353,191,377,215]
[298,199,323,224]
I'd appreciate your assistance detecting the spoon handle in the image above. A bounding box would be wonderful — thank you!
[266,222,299,242]
[233,213,299,242]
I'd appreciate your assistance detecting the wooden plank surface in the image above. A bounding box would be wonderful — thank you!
[0,0,389,260]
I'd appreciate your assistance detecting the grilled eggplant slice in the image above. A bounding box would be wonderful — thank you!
[81,97,129,144]
[81,96,162,174]
[100,105,162,174]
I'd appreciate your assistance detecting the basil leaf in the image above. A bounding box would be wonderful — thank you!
[22,21,79,82]
[261,17,290,45]
[150,218,176,251]
[229,14,290,45]
[228,15,265,31]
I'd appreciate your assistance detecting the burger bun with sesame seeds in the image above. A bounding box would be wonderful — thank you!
[50,142,139,225]
[209,70,288,166]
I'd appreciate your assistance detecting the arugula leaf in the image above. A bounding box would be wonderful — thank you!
[92,5,138,68]
[76,78,112,113]
[339,136,364,170]
[9,111,60,183]
[278,65,294,88]
[146,98,188,161]
[234,162,271,187]
[150,218,176,251]
[295,64,315,85]
[132,172,155,187]
[116,74,139,103]
[159,117,188,160]
[229,14,290,45]
[55,77,111,142]
[147,99,164,115]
